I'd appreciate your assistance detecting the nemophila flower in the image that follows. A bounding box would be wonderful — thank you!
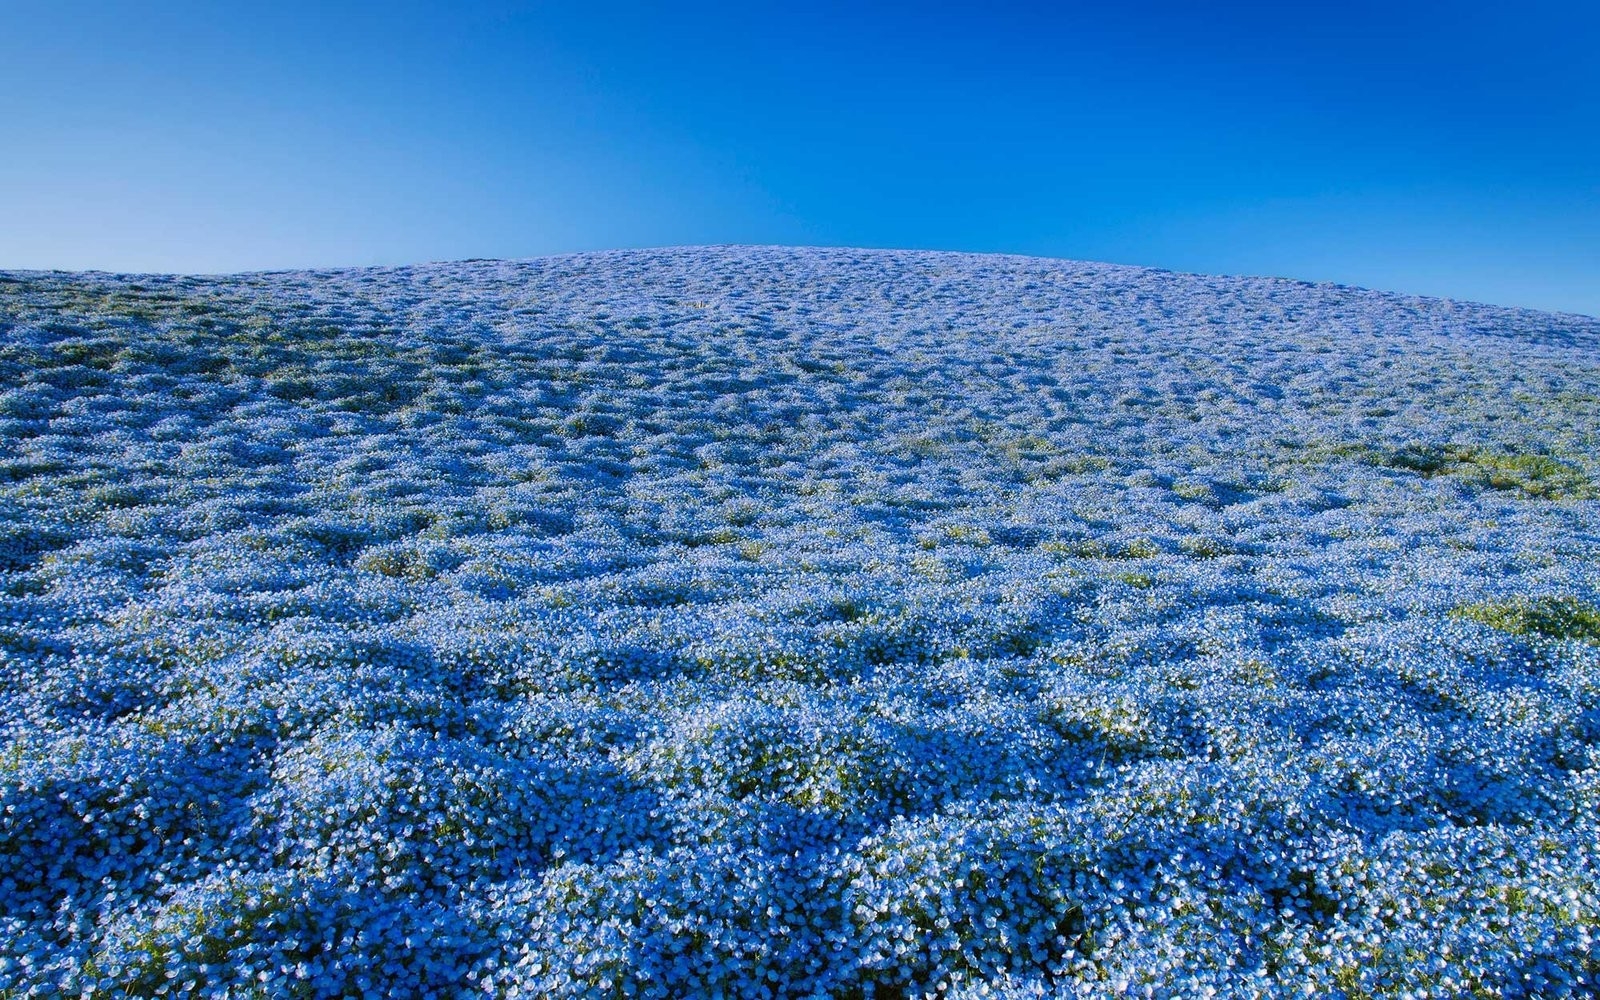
[2,247,1599,995]
[0,721,255,915]
[85,866,487,998]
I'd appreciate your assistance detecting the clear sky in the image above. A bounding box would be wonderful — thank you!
[3,1,1597,315]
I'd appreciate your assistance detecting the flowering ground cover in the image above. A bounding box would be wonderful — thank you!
[2,246,1599,997]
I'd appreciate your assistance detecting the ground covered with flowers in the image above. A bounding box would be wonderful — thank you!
[2,247,1599,998]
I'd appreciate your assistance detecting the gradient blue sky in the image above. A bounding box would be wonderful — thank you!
[3,1,1596,314]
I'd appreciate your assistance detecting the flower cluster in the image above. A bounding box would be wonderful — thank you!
[2,247,1599,996]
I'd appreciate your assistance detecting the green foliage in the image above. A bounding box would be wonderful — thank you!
[1120,537,1162,559]
[1451,596,1600,642]
[1179,534,1237,559]
[1286,440,1595,500]
[1369,444,1593,499]
[1465,451,1593,498]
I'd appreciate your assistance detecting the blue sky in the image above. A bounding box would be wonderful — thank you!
[2,1,1596,315]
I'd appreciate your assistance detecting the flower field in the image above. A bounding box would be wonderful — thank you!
[2,246,1599,997]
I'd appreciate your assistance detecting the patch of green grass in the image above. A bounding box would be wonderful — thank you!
[1451,596,1600,642]
[1464,451,1593,499]
[1119,537,1162,559]
[1171,480,1215,503]
[1371,444,1593,499]
[1179,535,1237,559]
[1285,440,1594,500]
[1038,535,1162,560]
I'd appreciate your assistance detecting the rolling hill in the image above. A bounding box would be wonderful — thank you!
[3,247,1599,997]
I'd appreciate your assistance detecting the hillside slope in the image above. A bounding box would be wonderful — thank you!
[3,247,1599,996]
